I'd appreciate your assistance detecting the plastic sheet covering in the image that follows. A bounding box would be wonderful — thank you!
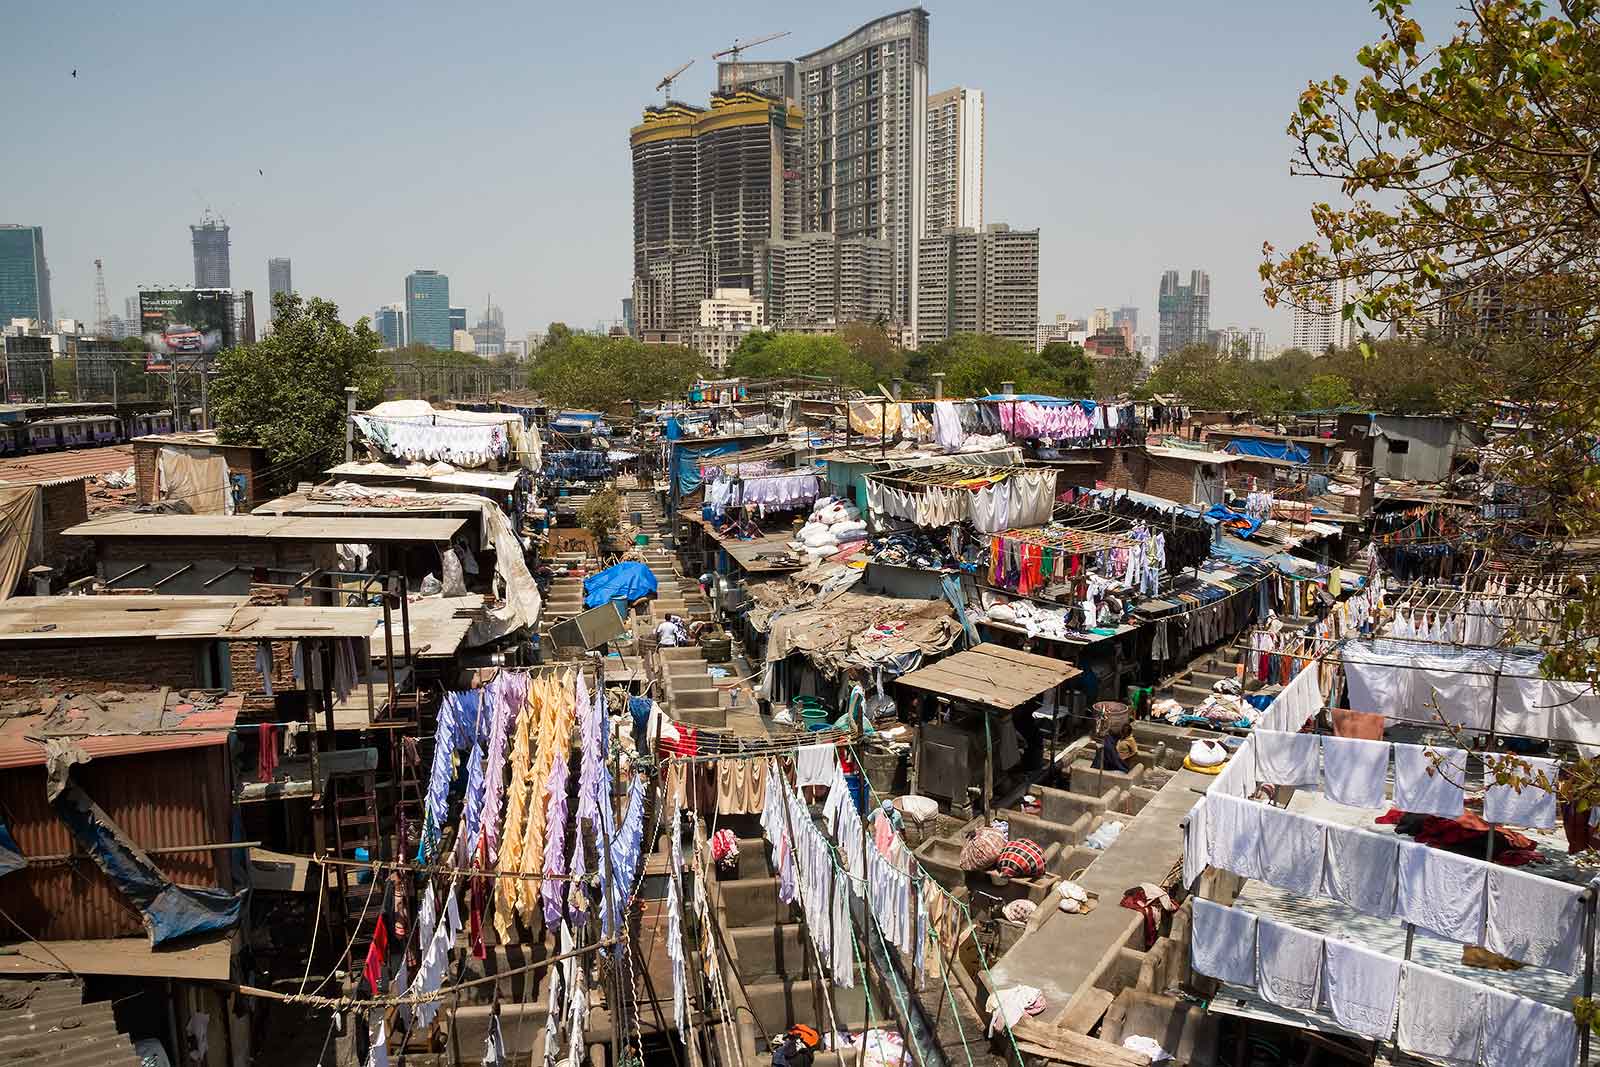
[1222,438,1311,463]
[673,441,740,495]
[50,774,243,945]
[848,401,903,437]
[0,817,24,877]
[1204,504,1263,538]
[0,484,39,600]
[583,561,659,609]
[158,446,232,515]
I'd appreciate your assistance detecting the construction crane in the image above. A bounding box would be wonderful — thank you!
[711,30,791,64]
[656,59,694,103]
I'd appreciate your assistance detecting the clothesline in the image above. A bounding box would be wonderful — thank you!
[993,524,1138,554]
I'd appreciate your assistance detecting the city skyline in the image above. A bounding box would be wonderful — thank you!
[10,1,1449,346]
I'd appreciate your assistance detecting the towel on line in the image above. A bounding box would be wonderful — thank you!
[1258,808,1325,897]
[1320,823,1398,918]
[1397,963,1484,1065]
[1206,793,1264,881]
[1320,939,1400,1039]
[794,743,838,787]
[1182,798,1208,891]
[1257,917,1323,1011]
[1485,863,1584,974]
[1483,756,1558,829]
[1322,737,1390,809]
[1396,840,1487,944]
[1253,729,1322,787]
[1393,743,1466,817]
[1190,897,1257,987]
[1483,986,1579,1067]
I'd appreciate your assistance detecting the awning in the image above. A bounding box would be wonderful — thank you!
[894,642,1080,710]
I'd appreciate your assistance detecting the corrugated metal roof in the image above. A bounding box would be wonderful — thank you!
[0,690,242,770]
[0,595,383,642]
[0,445,133,487]
[63,513,467,541]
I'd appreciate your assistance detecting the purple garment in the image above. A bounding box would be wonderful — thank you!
[570,679,609,923]
[455,738,487,869]
[478,673,523,867]
[541,748,571,926]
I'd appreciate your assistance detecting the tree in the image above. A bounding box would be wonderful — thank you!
[1036,342,1095,397]
[210,293,389,485]
[528,334,705,410]
[537,322,572,357]
[1091,356,1142,402]
[932,334,1041,398]
[839,322,907,381]
[1143,344,1246,409]
[727,332,876,388]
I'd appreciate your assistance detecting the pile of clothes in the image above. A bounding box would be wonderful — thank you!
[869,528,958,570]
[791,497,868,561]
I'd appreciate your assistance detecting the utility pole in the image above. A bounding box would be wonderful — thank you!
[199,355,210,431]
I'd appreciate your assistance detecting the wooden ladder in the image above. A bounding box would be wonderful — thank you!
[391,734,428,962]
[329,767,382,975]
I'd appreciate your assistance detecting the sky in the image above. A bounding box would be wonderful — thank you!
[11,0,1457,348]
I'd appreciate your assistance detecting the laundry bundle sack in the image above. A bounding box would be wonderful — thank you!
[961,825,1008,870]
[995,839,1047,878]
[1188,740,1229,768]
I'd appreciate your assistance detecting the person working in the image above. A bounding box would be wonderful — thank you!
[655,614,689,648]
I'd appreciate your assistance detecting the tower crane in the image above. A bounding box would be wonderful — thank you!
[711,30,791,64]
[656,59,694,103]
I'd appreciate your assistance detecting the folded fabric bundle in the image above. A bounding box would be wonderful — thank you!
[1483,756,1559,829]
[1258,809,1325,897]
[1396,840,1487,943]
[1320,939,1400,1039]
[1256,917,1323,1011]
[1206,793,1264,881]
[1397,963,1484,1064]
[1252,729,1322,786]
[1482,986,1580,1067]
[1190,897,1257,987]
[1320,823,1398,917]
[1393,743,1466,817]
[1484,864,1584,974]
[1322,737,1391,808]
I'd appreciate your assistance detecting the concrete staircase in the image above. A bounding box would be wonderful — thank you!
[715,821,894,1065]
[660,645,729,728]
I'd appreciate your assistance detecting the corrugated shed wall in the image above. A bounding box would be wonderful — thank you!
[0,743,234,941]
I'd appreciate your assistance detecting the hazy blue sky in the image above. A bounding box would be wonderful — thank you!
[12,1,1453,346]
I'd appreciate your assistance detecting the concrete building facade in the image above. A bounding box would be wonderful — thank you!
[700,288,765,330]
[1290,277,1360,353]
[926,87,983,235]
[796,9,930,328]
[753,233,892,329]
[1157,269,1210,358]
[405,270,451,350]
[191,213,231,289]
[0,225,51,328]
[630,91,804,333]
[916,224,1039,347]
[266,258,292,322]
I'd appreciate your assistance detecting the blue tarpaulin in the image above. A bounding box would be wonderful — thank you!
[583,561,659,609]
[672,441,741,495]
[0,818,23,877]
[1222,438,1310,463]
[1204,504,1264,538]
[52,781,244,946]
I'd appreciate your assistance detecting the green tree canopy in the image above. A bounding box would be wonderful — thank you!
[930,334,1042,398]
[727,332,877,389]
[1035,342,1095,397]
[211,292,389,484]
[528,334,705,410]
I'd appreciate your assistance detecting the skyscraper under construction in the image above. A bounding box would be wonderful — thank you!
[629,90,803,334]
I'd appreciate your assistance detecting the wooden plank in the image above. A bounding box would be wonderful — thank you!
[977,643,1082,679]
[1010,1031,1151,1067]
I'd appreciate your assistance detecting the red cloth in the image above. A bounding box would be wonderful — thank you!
[470,837,487,959]
[995,839,1046,878]
[658,726,698,758]
[362,915,389,995]
[1374,810,1538,865]
[257,723,279,783]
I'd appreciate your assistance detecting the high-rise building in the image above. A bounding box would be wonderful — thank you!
[1290,277,1360,352]
[0,225,51,327]
[449,307,467,335]
[916,224,1040,347]
[1112,306,1139,351]
[1035,315,1087,353]
[1213,324,1246,356]
[470,299,507,356]
[717,60,799,102]
[267,258,292,321]
[621,297,636,337]
[629,91,803,332]
[1156,269,1211,357]
[754,233,892,329]
[1088,307,1112,334]
[796,9,930,327]
[374,303,406,349]
[191,212,231,289]
[926,87,984,236]
[406,270,451,349]
[1247,327,1268,361]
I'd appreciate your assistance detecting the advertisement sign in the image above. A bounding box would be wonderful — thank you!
[140,288,233,370]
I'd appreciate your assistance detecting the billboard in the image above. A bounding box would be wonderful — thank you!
[140,288,233,370]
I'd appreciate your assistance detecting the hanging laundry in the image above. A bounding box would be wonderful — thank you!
[1484,864,1584,974]
[1320,823,1399,917]
[1320,939,1400,1040]
[1256,917,1323,1011]
[1483,756,1559,829]
[1251,730,1321,787]
[1321,737,1391,808]
[1392,744,1466,817]
[1258,809,1325,897]
[1396,841,1487,943]
[1482,987,1579,1067]
[1190,898,1257,987]
[1396,963,1485,1064]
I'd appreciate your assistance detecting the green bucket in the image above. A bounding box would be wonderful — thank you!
[634,533,650,546]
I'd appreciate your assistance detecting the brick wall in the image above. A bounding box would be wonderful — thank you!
[1099,447,1148,492]
[220,445,267,507]
[132,441,268,509]
[0,639,203,699]
[38,481,89,574]
[1144,459,1197,505]
[229,584,292,712]
[133,441,158,506]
